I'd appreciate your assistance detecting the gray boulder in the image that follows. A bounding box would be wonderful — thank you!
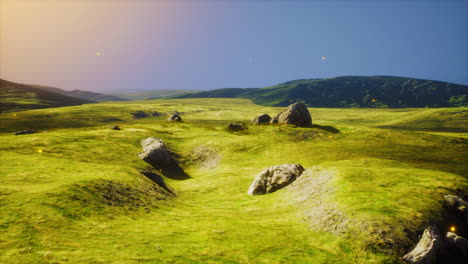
[248,164,305,195]
[271,102,312,127]
[403,226,442,264]
[252,114,272,124]
[168,114,182,121]
[446,232,468,260]
[138,138,189,179]
[444,195,468,214]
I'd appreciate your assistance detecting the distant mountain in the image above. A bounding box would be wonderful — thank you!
[171,76,468,108]
[0,79,95,113]
[112,89,199,100]
[31,85,129,101]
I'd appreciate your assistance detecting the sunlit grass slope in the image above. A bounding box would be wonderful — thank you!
[0,99,466,263]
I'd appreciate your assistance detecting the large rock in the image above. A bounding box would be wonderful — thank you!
[252,114,272,124]
[271,102,312,127]
[248,164,305,195]
[138,138,188,179]
[403,226,442,264]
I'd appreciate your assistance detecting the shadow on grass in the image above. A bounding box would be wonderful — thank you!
[140,170,176,195]
[311,124,340,134]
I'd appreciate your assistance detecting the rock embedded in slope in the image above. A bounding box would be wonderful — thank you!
[271,102,312,127]
[167,114,182,122]
[403,226,442,264]
[227,123,247,131]
[252,114,272,124]
[137,137,189,179]
[248,164,305,195]
[444,195,468,214]
[131,111,149,119]
[403,226,468,264]
[14,129,36,135]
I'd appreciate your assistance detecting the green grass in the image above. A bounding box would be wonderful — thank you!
[0,99,466,263]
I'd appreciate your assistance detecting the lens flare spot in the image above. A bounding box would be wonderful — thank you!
[450,226,456,232]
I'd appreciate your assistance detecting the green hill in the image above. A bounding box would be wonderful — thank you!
[171,76,468,107]
[31,85,129,101]
[112,89,199,100]
[0,98,466,263]
[0,79,95,113]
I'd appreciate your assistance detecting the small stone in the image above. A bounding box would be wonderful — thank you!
[14,129,36,135]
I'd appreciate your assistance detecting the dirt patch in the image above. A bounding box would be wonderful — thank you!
[186,145,221,170]
[285,167,349,234]
[46,178,175,219]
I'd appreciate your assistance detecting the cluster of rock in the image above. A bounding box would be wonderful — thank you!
[130,110,183,120]
[248,164,305,195]
[403,194,468,264]
[252,102,312,127]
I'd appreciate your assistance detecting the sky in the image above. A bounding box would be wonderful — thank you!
[1,0,467,92]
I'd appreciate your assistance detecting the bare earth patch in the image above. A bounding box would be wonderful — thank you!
[285,166,349,234]
[186,145,222,170]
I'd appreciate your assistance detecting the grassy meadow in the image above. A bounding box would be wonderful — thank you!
[0,98,467,263]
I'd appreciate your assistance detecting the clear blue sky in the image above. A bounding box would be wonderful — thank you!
[1,0,467,92]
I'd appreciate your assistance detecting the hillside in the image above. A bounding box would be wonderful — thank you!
[0,79,95,113]
[171,76,468,107]
[112,89,199,100]
[0,98,466,263]
[32,85,129,101]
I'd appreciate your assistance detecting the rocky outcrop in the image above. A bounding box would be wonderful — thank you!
[403,227,468,264]
[248,164,305,195]
[151,111,164,117]
[167,114,182,121]
[131,111,149,119]
[271,102,312,127]
[446,232,468,261]
[14,129,36,135]
[444,195,468,214]
[252,114,272,124]
[138,138,189,179]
